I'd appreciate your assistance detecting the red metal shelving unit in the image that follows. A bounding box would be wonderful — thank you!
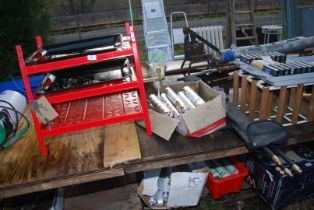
[16,22,152,156]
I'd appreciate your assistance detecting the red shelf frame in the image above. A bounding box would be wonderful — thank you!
[16,22,152,156]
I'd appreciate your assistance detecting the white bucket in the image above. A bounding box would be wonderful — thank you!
[0,90,27,129]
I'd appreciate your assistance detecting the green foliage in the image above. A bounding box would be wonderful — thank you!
[0,0,52,81]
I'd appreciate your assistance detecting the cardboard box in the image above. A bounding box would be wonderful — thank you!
[245,145,314,210]
[138,165,209,209]
[140,80,226,140]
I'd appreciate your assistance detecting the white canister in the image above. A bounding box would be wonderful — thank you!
[0,90,27,129]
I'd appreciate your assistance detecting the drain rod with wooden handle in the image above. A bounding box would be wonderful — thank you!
[262,146,282,166]
[226,101,295,177]
[262,146,294,177]
[269,145,302,174]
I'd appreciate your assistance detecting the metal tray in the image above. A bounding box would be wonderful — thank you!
[26,33,122,64]
[37,58,133,93]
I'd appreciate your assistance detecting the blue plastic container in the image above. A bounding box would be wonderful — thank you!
[0,75,43,96]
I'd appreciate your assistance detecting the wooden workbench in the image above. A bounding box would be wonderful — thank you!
[0,112,313,199]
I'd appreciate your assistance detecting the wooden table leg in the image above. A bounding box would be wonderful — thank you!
[233,71,239,106]
[249,80,257,118]
[260,87,270,120]
[291,84,304,125]
[307,85,314,122]
[240,75,248,113]
[276,86,288,123]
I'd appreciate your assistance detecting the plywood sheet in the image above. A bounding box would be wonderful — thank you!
[103,122,141,168]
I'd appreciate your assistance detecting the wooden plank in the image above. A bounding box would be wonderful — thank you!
[276,86,288,123]
[135,126,245,162]
[126,123,314,173]
[259,87,270,120]
[292,84,304,125]
[240,75,248,112]
[266,92,274,118]
[125,146,248,174]
[0,168,124,199]
[255,88,262,112]
[284,123,314,145]
[249,80,257,118]
[307,85,314,122]
[233,71,239,105]
[103,122,141,168]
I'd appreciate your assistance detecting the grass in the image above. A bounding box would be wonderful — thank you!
[137,40,148,62]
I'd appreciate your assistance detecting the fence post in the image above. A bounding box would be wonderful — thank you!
[74,0,82,40]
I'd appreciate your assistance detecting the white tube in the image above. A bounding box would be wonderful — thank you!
[178,91,196,111]
[160,93,180,118]
[165,87,187,113]
[149,94,173,118]
[183,86,205,107]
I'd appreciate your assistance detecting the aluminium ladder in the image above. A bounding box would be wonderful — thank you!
[142,0,173,63]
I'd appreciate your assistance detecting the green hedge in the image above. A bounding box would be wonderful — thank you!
[0,0,52,81]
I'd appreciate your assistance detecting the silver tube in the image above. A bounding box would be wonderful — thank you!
[156,178,164,207]
[156,190,164,207]
[149,94,173,117]
[148,196,157,206]
[160,93,180,118]
[183,86,205,107]
[162,177,170,202]
[165,87,188,113]
[178,91,196,111]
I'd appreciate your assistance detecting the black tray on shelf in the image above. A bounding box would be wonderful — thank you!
[26,33,123,64]
[37,58,133,94]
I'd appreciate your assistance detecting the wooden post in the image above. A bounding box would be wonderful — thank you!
[291,84,304,125]
[307,85,314,122]
[276,86,288,123]
[266,92,274,118]
[240,75,248,113]
[259,87,270,120]
[233,71,239,106]
[249,80,257,118]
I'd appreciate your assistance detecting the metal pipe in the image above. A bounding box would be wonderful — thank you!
[226,36,314,59]
[165,64,239,76]
[128,0,134,25]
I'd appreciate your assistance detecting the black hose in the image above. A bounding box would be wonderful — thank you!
[0,104,30,140]
[0,100,19,135]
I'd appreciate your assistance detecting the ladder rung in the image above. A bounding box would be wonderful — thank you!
[234,23,255,28]
[235,10,254,14]
[236,36,257,41]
